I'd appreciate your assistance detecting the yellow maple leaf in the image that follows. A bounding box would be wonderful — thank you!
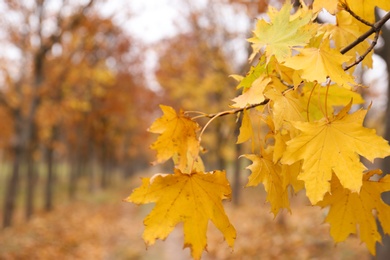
[265,88,306,132]
[284,37,355,88]
[149,105,200,171]
[126,169,236,260]
[281,104,390,204]
[313,0,339,14]
[273,130,289,162]
[248,2,315,62]
[237,109,255,152]
[231,76,271,108]
[282,162,305,194]
[317,171,390,255]
[345,0,390,24]
[244,147,290,216]
[234,56,268,90]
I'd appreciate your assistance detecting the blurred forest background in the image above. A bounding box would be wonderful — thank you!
[0,0,389,259]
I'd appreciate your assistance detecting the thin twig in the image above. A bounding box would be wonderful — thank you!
[340,10,390,70]
[344,31,380,70]
[191,99,269,120]
[341,3,374,27]
[197,99,269,143]
[340,10,390,55]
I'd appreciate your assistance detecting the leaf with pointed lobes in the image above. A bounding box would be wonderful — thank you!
[264,87,306,133]
[312,0,339,14]
[281,102,390,204]
[148,105,200,172]
[126,169,236,260]
[236,109,255,148]
[243,146,290,216]
[345,0,390,24]
[317,170,390,255]
[248,2,316,62]
[231,76,271,108]
[284,37,355,89]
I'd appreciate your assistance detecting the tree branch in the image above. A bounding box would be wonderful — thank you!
[340,10,390,55]
[341,3,374,27]
[344,31,380,70]
[191,99,269,120]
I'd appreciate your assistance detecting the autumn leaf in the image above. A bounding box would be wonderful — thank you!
[345,0,390,24]
[273,130,289,163]
[281,103,390,204]
[126,169,236,260]
[237,109,255,147]
[313,0,339,14]
[232,76,270,108]
[149,105,200,171]
[233,56,268,90]
[248,2,315,62]
[284,37,355,88]
[244,147,290,216]
[317,171,390,255]
[265,88,306,132]
[282,162,305,194]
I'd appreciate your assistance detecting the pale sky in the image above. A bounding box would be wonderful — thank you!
[127,0,184,43]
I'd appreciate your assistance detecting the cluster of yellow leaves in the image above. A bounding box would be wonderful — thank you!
[236,0,390,255]
[127,1,390,259]
[127,105,236,259]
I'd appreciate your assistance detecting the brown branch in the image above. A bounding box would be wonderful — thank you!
[341,10,390,55]
[342,3,374,27]
[192,99,269,120]
[344,31,380,70]
[341,10,390,70]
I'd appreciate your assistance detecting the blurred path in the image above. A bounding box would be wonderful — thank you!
[0,176,371,259]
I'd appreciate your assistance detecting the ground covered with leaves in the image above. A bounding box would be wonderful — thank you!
[0,173,369,260]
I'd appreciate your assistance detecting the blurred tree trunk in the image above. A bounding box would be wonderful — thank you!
[375,10,390,259]
[87,140,96,193]
[69,155,79,199]
[23,0,47,215]
[25,144,37,220]
[3,37,42,227]
[69,128,83,199]
[44,126,59,211]
[100,139,110,189]
[3,136,22,228]
[44,143,55,211]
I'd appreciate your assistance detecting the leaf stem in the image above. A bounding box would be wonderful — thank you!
[306,83,317,122]
[344,31,380,71]
[324,81,330,121]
